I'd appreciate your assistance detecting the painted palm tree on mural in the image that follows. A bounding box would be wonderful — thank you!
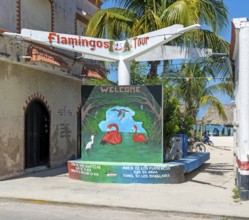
[85,0,230,78]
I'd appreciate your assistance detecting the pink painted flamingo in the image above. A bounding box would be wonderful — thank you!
[132,125,147,143]
[100,123,122,145]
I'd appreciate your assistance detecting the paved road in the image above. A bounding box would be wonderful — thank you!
[0,199,211,220]
[1,145,249,219]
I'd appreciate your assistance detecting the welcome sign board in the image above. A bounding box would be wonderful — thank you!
[80,85,163,163]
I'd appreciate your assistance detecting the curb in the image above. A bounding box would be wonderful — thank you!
[1,197,248,220]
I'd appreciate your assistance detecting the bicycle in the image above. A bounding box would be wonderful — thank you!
[188,138,206,152]
[202,138,214,147]
[194,142,206,152]
[196,136,214,147]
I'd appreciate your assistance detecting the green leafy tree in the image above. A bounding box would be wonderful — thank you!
[85,0,230,77]
[87,78,114,86]
[163,85,181,151]
[168,61,233,127]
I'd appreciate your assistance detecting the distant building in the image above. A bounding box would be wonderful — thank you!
[201,104,234,136]
[230,17,249,200]
[0,0,106,180]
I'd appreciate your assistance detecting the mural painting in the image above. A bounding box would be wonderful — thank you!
[81,85,163,163]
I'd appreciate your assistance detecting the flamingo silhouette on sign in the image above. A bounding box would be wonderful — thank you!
[100,123,122,145]
[132,125,147,143]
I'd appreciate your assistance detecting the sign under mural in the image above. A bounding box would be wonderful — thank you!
[68,161,184,184]
[81,85,163,163]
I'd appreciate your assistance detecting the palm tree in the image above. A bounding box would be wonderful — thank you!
[168,61,233,122]
[85,0,230,77]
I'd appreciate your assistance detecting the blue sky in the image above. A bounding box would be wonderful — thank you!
[99,106,146,133]
[102,0,249,55]
[101,1,249,118]
[221,0,249,41]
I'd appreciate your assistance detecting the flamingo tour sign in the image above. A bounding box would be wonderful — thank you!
[3,24,200,85]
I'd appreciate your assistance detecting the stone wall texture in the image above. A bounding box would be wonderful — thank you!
[0,60,82,180]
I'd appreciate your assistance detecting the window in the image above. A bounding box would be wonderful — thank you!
[21,0,52,32]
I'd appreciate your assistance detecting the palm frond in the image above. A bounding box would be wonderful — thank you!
[85,8,135,39]
[200,56,232,79]
[207,82,233,97]
[191,29,229,53]
[198,0,228,33]
[131,9,162,34]
[200,96,227,120]
[161,1,191,26]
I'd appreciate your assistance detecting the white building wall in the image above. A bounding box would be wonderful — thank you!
[0,0,101,180]
[234,54,239,157]
[0,0,99,34]
[0,60,82,180]
[232,18,249,200]
[21,0,51,32]
[238,21,249,161]
[0,0,17,32]
[54,0,76,34]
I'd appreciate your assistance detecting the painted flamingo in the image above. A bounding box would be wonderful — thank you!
[132,125,147,143]
[100,123,122,145]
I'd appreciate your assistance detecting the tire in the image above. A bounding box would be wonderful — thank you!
[207,141,214,147]
[195,143,206,152]
[191,142,198,152]
[188,145,194,152]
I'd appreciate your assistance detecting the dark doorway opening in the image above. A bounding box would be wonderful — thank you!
[25,100,50,169]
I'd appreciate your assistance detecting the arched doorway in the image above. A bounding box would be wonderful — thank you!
[25,100,50,169]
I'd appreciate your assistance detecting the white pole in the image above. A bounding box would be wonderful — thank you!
[238,24,249,161]
[118,60,131,85]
